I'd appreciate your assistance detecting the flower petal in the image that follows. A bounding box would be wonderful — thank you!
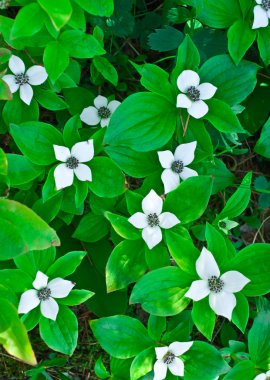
[40,297,59,321]
[209,292,236,320]
[169,341,193,356]
[19,83,33,105]
[142,226,162,250]
[196,247,220,280]
[159,212,180,229]
[158,150,174,169]
[71,140,94,162]
[9,55,25,75]
[18,289,40,314]
[188,100,208,119]
[80,106,100,125]
[180,167,198,180]
[142,189,163,215]
[155,346,169,360]
[108,100,121,113]
[54,163,74,190]
[128,212,148,229]
[177,70,200,93]
[197,83,217,100]
[161,169,180,194]
[48,278,75,298]
[94,95,108,108]
[252,5,269,29]
[33,271,48,290]
[256,0,262,3]
[174,141,197,166]
[153,359,168,380]
[2,74,19,93]
[254,375,267,380]
[221,271,250,293]
[74,164,92,182]
[26,65,48,85]
[176,93,192,108]
[185,280,210,301]
[168,357,184,377]
[100,118,110,128]
[53,145,71,162]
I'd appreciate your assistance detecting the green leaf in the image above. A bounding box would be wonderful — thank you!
[35,88,68,111]
[93,56,118,86]
[0,79,12,101]
[232,293,249,333]
[105,212,140,240]
[40,306,78,355]
[37,0,72,30]
[228,20,256,65]
[90,315,154,359]
[192,298,216,340]
[0,299,36,365]
[148,26,184,53]
[74,0,114,17]
[11,3,45,38]
[89,157,125,198]
[205,223,234,268]
[248,308,270,368]
[254,118,270,158]
[106,240,146,292]
[10,121,63,165]
[147,315,166,341]
[205,99,245,133]
[7,154,44,186]
[130,267,192,316]
[94,356,110,379]
[47,251,86,278]
[199,55,259,106]
[258,26,270,66]
[63,115,82,148]
[164,176,213,224]
[0,269,32,292]
[73,212,109,243]
[58,289,94,306]
[3,95,39,126]
[0,148,8,176]
[223,360,255,380]
[43,41,70,84]
[14,247,56,277]
[130,347,155,380]
[60,30,105,58]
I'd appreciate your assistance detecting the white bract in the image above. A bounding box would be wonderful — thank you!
[176,70,217,119]
[128,189,180,249]
[153,341,193,380]
[80,95,121,127]
[185,247,250,320]
[252,0,270,29]
[53,140,94,191]
[254,371,270,380]
[18,271,74,321]
[2,55,48,105]
[158,141,198,194]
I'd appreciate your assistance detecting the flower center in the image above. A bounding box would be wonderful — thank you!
[66,156,79,169]
[37,287,51,301]
[15,73,29,85]
[219,221,227,229]
[261,0,270,11]
[208,276,224,293]
[147,213,160,227]
[187,86,200,102]
[163,352,175,365]
[98,106,111,119]
[171,160,184,174]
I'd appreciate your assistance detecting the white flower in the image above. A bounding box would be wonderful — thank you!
[176,70,217,119]
[252,0,270,29]
[128,189,180,249]
[53,140,94,191]
[158,141,198,194]
[2,55,48,105]
[153,341,193,380]
[80,95,121,128]
[254,371,270,380]
[18,271,74,321]
[185,247,250,320]
[218,218,239,235]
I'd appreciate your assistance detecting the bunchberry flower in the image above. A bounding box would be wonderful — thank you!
[53,140,94,190]
[218,218,239,235]
[158,141,198,193]
[128,189,180,249]
[252,0,270,29]
[185,247,250,320]
[2,55,48,105]
[254,371,270,380]
[80,95,121,127]
[153,342,193,380]
[176,70,217,119]
[18,271,74,321]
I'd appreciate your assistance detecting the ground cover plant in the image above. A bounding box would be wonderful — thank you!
[0,0,270,379]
